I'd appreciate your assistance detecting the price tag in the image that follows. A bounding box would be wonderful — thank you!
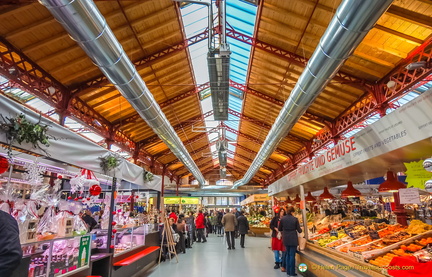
[330,229,338,237]
[368,230,380,240]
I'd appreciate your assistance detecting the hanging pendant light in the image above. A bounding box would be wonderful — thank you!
[378,171,406,192]
[305,192,316,202]
[294,194,301,203]
[319,187,335,200]
[341,181,361,197]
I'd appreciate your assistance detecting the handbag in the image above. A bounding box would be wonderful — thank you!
[298,235,307,251]
[276,231,282,240]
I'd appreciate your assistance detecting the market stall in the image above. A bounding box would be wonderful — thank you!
[163,196,201,214]
[242,194,272,236]
[0,95,162,277]
[267,90,432,276]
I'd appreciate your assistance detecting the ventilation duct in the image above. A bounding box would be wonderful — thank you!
[232,0,393,189]
[208,0,230,121]
[40,0,206,187]
[208,48,230,120]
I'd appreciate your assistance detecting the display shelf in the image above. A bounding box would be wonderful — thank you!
[22,234,91,277]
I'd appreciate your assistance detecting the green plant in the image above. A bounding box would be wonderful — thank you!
[143,171,154,182]
[0,113,55,157]
[99,154,120,174]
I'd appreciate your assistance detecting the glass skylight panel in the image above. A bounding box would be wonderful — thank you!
[81,132,104,144]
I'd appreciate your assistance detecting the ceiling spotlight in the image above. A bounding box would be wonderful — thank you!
[386,80,396,89]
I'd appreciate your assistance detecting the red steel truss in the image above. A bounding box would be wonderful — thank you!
[0,38,182,178]
[70,30,208,95]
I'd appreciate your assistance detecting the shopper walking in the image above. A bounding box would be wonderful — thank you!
[216,210,224,236]
[195,210,207,243]
[236,210,249,248]
[279,206,302,277]
[222,208,237,250]
[0,210,23,277]
[210,210,218,234]
[270,208,285,270]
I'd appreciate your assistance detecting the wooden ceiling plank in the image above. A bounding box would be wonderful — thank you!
[374,24,423,45]
[352,50,395,68]
[6,16,55,40]
[386,5,432,28]
[49,20,176,79]
[91,94,121,109]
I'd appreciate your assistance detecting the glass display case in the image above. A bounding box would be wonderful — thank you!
[92,224,158,257]
[21,234,91,277]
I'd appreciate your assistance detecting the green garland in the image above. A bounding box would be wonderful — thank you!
[99,154,120,174]
[0,113,55,157]
[143,171,154,182]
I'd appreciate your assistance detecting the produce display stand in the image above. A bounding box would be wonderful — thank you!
[249,226,270,237]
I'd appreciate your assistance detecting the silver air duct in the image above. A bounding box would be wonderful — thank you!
[209,0,230,121]
[40,0,206,186]
[232,0,393,189]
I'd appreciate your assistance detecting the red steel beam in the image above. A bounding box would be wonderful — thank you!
[226,149,274,172]
[111,82,210,127]
[139,111,213,145]
[226,27,372,89]
[222,124,292,158]
[70,30,209,95]
[227,108,309,144]
[0,38,185,181]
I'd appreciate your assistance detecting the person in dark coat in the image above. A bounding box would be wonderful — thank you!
[278,206,302,277]
[236,211,249,248]
[82,209,97,231]
[0,211,23,277]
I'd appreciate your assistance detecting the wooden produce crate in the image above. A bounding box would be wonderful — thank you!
[249,227,270,237]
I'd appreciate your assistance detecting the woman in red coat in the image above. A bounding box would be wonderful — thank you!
[269,208,285,270]
[195,210,207,243]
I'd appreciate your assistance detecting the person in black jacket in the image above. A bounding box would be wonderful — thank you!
[279,206,302,277]
[0,210,23,277]
[82,209,97,231]
[236,211,249,248]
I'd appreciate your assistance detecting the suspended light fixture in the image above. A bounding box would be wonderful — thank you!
[319,187,335,200]
[378,171,406,192]
[341,181,361,197]
[305,192,316,202]
[294,194,301,203]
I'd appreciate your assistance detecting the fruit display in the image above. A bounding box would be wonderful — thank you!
[418,237,432,245]
[405,220,432,235]
[368,253,398,267]
[247,215,271,228]
[351,237,372,247]
[381,232,411,244]
[377,225,405,238]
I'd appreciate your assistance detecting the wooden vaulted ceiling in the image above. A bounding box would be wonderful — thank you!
[0,0,431,189]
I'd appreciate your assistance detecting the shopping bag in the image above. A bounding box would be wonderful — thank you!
[298,235,307,251]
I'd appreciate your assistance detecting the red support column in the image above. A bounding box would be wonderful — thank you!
[393,192,408,226]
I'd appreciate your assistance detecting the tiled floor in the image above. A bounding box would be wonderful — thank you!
[146,234,295,277]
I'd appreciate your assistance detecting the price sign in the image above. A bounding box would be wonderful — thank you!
[399,188,421,204]
[330,229,338,237]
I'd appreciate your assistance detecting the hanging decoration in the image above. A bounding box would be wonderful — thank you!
[0,156,9,174]
[69,169,99,194]
[99,154,120,174]
[89,184,102,196]
[0,113,56,157]
[143,171,154,183]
